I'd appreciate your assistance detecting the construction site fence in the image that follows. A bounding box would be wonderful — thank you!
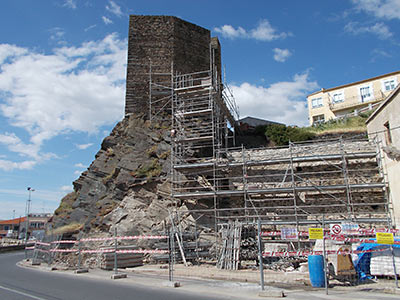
[25,230,182,282]
[23,224,400,292]
[257,224,399,294]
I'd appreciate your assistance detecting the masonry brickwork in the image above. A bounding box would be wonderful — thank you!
[125,15,213,116]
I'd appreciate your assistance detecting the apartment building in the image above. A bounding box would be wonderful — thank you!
[307,71,400,126]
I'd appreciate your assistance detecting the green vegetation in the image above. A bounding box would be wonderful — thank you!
[134,158,162,179]
[254,111,372,146]
[102,167,119,184]
[307,111,373,135]
[52,222,83,235]
[146,145,158,158]
[256,124,316,146]
[54,192,77,216]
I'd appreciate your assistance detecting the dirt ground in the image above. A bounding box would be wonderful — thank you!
[129,262,400,293]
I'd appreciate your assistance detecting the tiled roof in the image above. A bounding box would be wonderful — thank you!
[0,217,26,225]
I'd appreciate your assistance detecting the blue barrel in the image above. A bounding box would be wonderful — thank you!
[308,255,326,287]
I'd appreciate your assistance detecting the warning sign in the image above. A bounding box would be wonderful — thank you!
[376,232,394,245]
[341,222,359,234]
[281,227,298,240]
[330,224,342,235]
[309,228,324,240]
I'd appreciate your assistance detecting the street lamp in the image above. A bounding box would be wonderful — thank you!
[24,187,35,259]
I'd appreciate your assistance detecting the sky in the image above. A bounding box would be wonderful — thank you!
[0,0,399,220]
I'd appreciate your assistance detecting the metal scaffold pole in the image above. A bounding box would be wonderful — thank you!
[340,137,354,219]
[289,142,300,249]
[257,219,265,291]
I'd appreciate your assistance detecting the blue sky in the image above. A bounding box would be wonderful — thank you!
[0,0,399,220]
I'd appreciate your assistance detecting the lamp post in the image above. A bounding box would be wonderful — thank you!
[24,187,35,259]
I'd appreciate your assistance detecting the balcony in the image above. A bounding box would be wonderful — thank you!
[328,91,386,112]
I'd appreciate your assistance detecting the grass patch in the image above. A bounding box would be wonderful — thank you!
[306,112,372,135]
[146,145,158,158]
[134,158,162,179]
[256,124,316,146]
[54,192,77,216]
[102,168,119,184]
[52,222,83,235]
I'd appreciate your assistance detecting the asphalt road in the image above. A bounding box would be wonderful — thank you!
[0,251,222,300]
[2,251,400,300]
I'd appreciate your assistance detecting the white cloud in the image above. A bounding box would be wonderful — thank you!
[75,143,93,150]
[0,33,126,171]
[60,185,73,192]
[250,20,289,41]
[74,162,86,168]
[0,159,36,171]
[63,0,77,10]
[106,1,123,17]
[231,73,319,126]
[352,0,400,20]
[214,25,247,39]
[0,45,27,63]
[344,22,393,39]
[84,25,97,32]
[74,170,82,175]
[214,19,289,41]
[48,27,66,45]
[102,16,113,25]
[273,48,292,62]
[0,187,70,219]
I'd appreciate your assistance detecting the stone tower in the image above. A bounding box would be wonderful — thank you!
[125,15,217,116]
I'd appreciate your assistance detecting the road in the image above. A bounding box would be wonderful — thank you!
[1,251,400,300]
[0,251,224,300]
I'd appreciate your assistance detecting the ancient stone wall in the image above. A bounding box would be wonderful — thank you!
[125,15,211,116]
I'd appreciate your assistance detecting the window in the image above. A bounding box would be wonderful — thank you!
[384,121,392,145]
[383,79,396,92]
[332,92,344,103]
[311,97,323,108]
[312,114,325,125]
[360,86,371,102]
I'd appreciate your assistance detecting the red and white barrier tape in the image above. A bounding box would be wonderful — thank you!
[116,249,168,254]
[261,228,398,237]
[25,246,35,250]
[35,241,51,247]
[50,249,78,253]
[263,247,389,257]
[80,249,168,254]
[330,235,400,245]
[80,237,114,242]
[51,240,77,244]
[81,235,168,242]
[117,235,168,241]
[81,249,115,254]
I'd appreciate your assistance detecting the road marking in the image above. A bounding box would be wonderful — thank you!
[0,284,47,300]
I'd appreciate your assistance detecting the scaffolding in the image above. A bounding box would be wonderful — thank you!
[125,58,173,121]
[172,137,392,229]
[168,46,392,259]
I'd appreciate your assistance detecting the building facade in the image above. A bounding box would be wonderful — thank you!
[366,85,400,228]
[307,71,400,126]
[0,213,52,239]
[0,217,25,238]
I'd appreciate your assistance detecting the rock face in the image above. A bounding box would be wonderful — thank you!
[53,114,174,235]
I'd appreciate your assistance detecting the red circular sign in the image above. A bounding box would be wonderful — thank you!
[331,224,342,235]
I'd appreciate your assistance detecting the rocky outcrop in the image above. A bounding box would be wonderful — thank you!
[53,114,174,235]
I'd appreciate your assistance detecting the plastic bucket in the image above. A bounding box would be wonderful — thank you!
[308,255,326,287]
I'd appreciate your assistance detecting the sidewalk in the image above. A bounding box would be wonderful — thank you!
[18,259,400,300]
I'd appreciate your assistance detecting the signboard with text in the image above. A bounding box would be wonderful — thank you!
[281,227,298,240]
[309,228,324,240]
[376,232,394,244]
